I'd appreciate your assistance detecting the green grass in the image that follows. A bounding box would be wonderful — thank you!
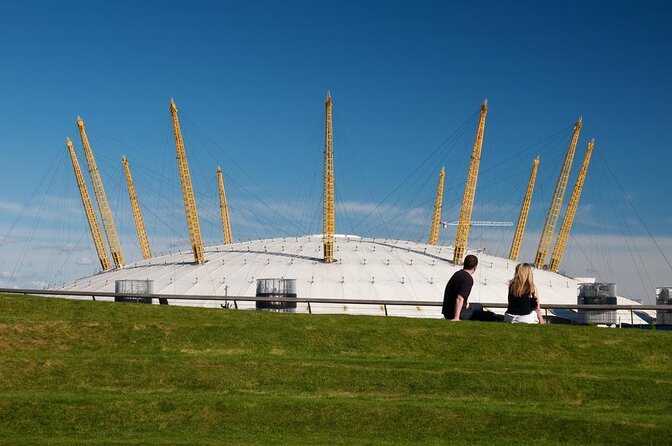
[0,294,670,445]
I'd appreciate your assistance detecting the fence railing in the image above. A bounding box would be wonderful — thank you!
[1,288,670,324]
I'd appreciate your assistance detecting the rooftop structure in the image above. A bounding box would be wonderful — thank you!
[57,235,643,321]
[57,95,646,322]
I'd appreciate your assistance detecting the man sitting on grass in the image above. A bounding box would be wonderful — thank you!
[442,254,478,321]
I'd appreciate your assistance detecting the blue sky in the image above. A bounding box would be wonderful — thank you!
[0,1,670,301]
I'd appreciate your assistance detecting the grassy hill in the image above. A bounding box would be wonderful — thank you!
[0,294,670,445]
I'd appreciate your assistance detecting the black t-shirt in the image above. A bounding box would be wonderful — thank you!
[442,270,474,318]
[506,291,538,316]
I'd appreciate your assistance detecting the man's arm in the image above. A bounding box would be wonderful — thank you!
[452,295,465,321]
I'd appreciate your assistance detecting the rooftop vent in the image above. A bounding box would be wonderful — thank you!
[656,287,672,325]
[256,278,297,312]
[115,280,154,304]
[577,283,617,325]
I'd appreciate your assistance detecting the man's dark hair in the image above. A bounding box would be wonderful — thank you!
[463,254,478,270]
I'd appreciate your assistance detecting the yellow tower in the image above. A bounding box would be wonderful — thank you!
[453,99,488,264]
[122,156,152,260]
[77,117,125,268]
[170,99,205,264]
[509,156,539,261]
[428,167,446,245]
[534,118,582,269]
[323,92,336,262]
[549,139,595,272]
[66,138,111,271]
[217,166,233,245]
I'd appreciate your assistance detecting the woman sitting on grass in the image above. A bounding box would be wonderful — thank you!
[505,263,544,324]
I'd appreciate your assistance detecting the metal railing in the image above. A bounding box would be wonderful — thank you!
[1,287,671,325]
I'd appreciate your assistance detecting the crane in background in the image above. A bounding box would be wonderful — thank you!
[445,221,513,227]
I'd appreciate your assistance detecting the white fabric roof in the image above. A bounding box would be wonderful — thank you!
[57,235,643,322]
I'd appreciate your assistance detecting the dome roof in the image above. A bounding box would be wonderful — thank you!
[57,235,642,320]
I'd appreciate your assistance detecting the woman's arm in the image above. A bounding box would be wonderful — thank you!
[535,292,544,324]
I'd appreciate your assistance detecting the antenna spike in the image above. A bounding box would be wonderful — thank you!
[428,166,446,245]
[549,139,595,272]
[323,89,336,261]
[122,156,152,259]
[77,116,125,268]
[217,166,234,244]
[453,100,488,263]
[509,156,540,261]
[534,118,582,268]
[170,98,205,263]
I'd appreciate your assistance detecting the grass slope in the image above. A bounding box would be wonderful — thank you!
[0,294,670,445]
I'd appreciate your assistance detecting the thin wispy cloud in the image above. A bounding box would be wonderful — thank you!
[0,196,83,222]
[30,280,49,289]
[75,257,94,266]
[32,243,80,252]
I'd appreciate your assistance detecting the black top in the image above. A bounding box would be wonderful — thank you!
[442,270,474,318]
[506,291,538,316]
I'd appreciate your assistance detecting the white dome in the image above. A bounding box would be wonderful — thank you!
[58,235,643,320]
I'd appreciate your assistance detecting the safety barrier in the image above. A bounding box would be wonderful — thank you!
[1,287,670,326]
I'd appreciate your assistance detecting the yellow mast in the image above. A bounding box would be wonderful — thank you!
[322,91,336,262]
[453,99,488,264]
[509,156,539,261]
[66,138,111,271]
[428,166,445,245]
[534,118,582,269]
[122,155,152,260]
[549,139,595,273]
[77,117,124,268]
[170,99,205,264]
[217,166,233,244]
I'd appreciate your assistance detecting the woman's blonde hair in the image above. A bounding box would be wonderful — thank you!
[509,263,536,297]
